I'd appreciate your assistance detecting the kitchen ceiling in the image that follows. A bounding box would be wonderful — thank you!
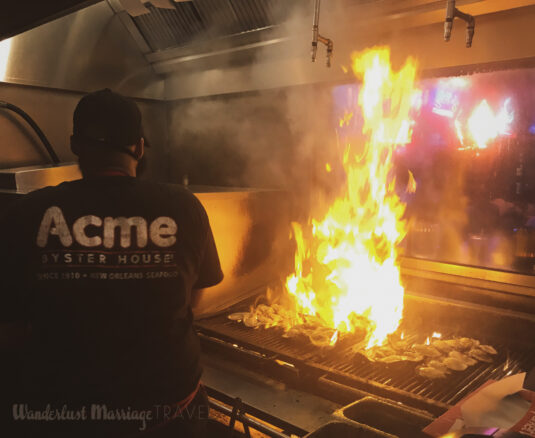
[130,0,312,52]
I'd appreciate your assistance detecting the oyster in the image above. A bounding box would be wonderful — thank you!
[427,360,449,374]
[412,344,442,358]
[443,357,468,371]
[228,312,248,321]
[243,313,259,328]
[418,366,448,379]
[378,355,406,363]
[458,337,479,350]
[469,348,493,363]
[392,339,410,351]
[479,345,497,355]
[449,350,477,366]
[404,352,425,362]
[432,340,454,354]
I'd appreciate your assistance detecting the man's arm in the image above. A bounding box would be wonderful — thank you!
[191,200,223,315]
[191,289,204,312]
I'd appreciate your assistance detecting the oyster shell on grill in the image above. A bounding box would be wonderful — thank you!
[228,312,248,321]
[449,350,477,366]
[427,360,449,374]
[443,357,468,371]
[377,355,407,363]
[479,345,497,355]
[469,348,493,363]
[412,344,442,358]
[404,352,425,362]
[418,366,448,379]
[432,339,454,354]
[243,313,259,328]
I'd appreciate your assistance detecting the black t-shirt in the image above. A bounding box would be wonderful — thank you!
[0,176,223,405]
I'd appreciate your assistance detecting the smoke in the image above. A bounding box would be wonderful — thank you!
[166,3,535,274]
[167,0,351,219]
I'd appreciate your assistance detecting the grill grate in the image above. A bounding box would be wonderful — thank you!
[196,312,535,413]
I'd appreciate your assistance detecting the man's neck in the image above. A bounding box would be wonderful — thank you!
[82,166,136,178]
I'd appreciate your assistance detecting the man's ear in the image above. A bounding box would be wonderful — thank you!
[135,138,144,161]
[70,136,80,157]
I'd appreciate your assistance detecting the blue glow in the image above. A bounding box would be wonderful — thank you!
[432,86,459,118]
[529,124,535,135]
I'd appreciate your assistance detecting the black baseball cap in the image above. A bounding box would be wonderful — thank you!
[72,88,144,152]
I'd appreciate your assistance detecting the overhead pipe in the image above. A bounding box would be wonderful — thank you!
[311,0,333,67]
[444,0,475,48]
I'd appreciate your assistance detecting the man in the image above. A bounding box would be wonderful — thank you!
[0,89,223,437]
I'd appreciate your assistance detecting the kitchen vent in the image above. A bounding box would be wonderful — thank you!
[131,0,311,51]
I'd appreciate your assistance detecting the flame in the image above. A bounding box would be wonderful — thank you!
[284,47,418,349]
[432,332,442,339]
[330,330,339,345]
[406,170,417,194]
[339,111,354,127]
[454,119,464,147]
[463,99,514,150]
[325,163,332,173]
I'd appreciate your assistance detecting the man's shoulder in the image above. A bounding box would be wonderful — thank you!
[135,180,204,208]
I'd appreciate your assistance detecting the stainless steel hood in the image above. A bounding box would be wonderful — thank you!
[124,0,311,52]
[0,0,101,41]
[3,0,535,101]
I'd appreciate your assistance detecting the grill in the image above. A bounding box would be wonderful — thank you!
[196,295,535,416]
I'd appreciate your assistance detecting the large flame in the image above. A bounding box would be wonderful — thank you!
[461,98,514,150]
[285,48,418,349]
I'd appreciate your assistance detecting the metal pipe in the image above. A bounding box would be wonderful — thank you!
[311,0,333,67]
[311,0,320,62]
[0,101,60,164]
[444,0,475,48]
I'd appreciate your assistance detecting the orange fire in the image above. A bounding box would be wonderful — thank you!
[285,47,418,349]
[459,98,514,150]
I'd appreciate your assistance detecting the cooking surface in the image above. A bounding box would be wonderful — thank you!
[196,300,535,415]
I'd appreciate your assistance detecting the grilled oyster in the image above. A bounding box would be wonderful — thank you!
[469,348,493,363]
[418,366,448,379]
[412,344,442,358]
[378,355,406,363]
[427,360,449,374]
[309,330,335,347]
[443,357,468,371]
[449,350,477,366]
[459,337,479,350]
[432,339,454,354]
[391,339,410,352]
[375,346,398,358]
[404,352,425,362]
[479,345,497,355]
[243,313,259,328]
[228,312,248,321]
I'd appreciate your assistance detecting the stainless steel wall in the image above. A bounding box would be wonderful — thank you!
[1,1,164,100]
[165,86,338,201]
[0,82,168,181]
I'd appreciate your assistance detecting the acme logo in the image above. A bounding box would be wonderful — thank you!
[36,206,177,249]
